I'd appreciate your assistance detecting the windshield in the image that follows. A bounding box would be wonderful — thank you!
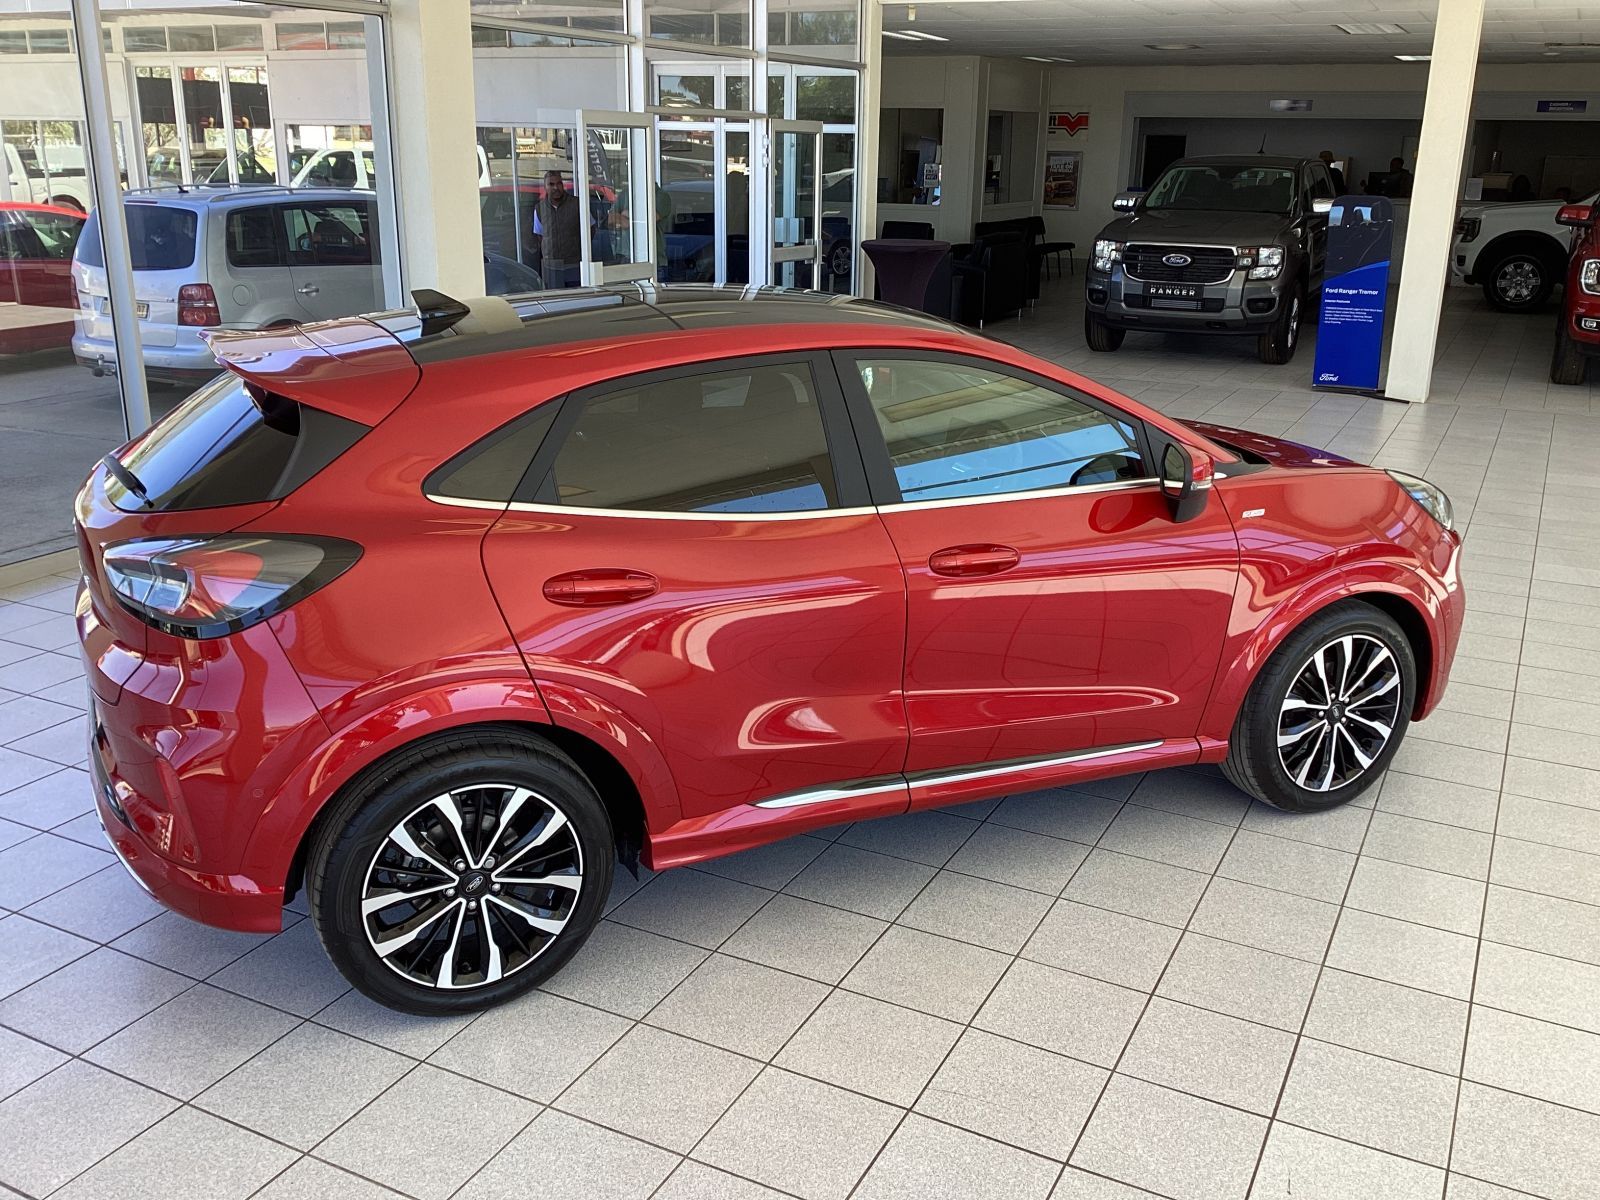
[1145,165,1298,214]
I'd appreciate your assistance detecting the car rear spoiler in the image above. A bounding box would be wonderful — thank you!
[202,317,422,427]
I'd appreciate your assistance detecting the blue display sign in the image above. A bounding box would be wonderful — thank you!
[1313,196,1394,393]
[1537,100,1588,114]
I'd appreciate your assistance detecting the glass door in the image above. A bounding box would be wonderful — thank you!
[768,119,822,288]
[575,110,657,287]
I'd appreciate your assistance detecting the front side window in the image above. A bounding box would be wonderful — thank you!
[281,202,373,266]
[547,361,839,514]
[853,357,1146,503]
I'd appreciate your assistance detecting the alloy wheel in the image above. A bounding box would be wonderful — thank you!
[360,783,583,990]
[1495,259,1540,304]
[1286,295,1301,348]
[1276,634,1401,792]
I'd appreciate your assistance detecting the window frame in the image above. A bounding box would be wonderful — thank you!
[830,348,1159,509]
[511,350,872,516]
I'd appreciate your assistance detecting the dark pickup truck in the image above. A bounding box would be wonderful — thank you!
[1084,154,1336,364]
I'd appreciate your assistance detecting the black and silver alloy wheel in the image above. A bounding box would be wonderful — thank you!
[362,784,583,990]
[1494,257,1541,306]
[1276,634,1400,792]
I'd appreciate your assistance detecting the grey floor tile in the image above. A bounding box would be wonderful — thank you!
[899,870,1052,953]
[838,808,979,866]
[1217,830,1355,902]
[110,910,279,979]
[1326,909,1478,999]
[1464,1005,1600,1115]
[646,952,826,1061]
[1189,876,1340,963]
[560,1023,759,1152]
[540,919,708,1015]
[776,988,959,1106]
[466,1108,677,1200]
[251,1158,409,1200]
[1023,899,1180,990]
[1239,798,1371,852]
[311,987,479,1060]
[0,829,110,909]
[1500,756,1600,812]
[988,790,1123,845]
[0,1060,177,1197]
[84,983,300,1099]
[945,821,1089,894]
[49,1104,295,1200]
[1129,768,1251,826]
[915,1027,1107,1160]
[1278,1038,1457,1165]
[1451,1081,1600,1200]
[0,818,27,853]
[317,1064,537,1200]
[1363,812,1493,879]
[1378,772,1500,833]
[1481,884,1600,966]
[1386,739,1503,790]
[0,766,93,830]
[1303,969,1468,1074]
[853,1114,1059,1200]
[1249,1123,1444,1200]
[205,919,351,1017]
[696,1067,901,1200]
[1498,793,1600,855]
[20,863,164,942]
[782,843,935,920]
[432,988,629,1100]
[655,1160,792,1200]
[1051,1167,1167,1198]
[1071,1074,1267,1200]
[194,1022,410,1151]
[1443,1177,1543,1200]
[1156,933,1320,1032]
[1473,940,1600,1034]
[1061,848,1209,927]
[1119,997,1296,1115]
[1344,856,1486,935]
[1096,803,1235,873]
[843,925,1009,1021]
[691,835,827,890]
[609,866,774,949]
[0,1026,65,1102]
[720,894,883,985]
[0,946,190,1054]
[976,959,1145,1068]
[0,913,93,1000]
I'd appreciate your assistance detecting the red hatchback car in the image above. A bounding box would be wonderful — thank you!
[75,286,1463,1013]
[1551,198,1599,385]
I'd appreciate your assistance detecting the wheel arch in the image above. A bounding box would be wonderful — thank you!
[1474,231,1569,279]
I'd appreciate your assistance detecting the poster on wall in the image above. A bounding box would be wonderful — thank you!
[1044,149,1082,209]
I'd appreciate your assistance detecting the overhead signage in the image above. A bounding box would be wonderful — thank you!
[1269,99,1314,112]
[1048,111,1090,136]
[1537,100,1588,114]
[1313,196,1394,393]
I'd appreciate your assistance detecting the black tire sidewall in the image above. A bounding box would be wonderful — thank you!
[1483,252,1552,312]
[313,743,614,1015]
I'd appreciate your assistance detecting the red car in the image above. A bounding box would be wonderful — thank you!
[1552,198,1600,384]
[75,287,1463,1014]
[0,202,84,352]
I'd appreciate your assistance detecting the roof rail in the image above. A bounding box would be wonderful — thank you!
[122,184,304,203]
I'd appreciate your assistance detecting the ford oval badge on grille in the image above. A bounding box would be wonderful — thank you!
[1163,253,1193,267]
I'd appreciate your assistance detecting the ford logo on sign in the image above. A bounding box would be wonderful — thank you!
[1163,253,1193,267]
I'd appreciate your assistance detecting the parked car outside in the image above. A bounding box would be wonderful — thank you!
[0,202,83,352]
[1550,198,1600,385]
[1085,155,1336,365]
[76,285,1463,1014]
[1453,190,1600,313]
[4,142,93,211]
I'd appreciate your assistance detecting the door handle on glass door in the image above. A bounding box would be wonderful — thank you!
[542,569,660,607]
[927,545,1021,577]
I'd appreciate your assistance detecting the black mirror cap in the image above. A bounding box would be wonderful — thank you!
[1161,440,1213,523]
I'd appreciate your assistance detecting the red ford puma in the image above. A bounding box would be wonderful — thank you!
[75,285,1463,1013]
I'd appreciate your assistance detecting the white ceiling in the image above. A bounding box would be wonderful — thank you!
[879,0,1600,66]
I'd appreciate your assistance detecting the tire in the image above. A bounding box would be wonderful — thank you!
[1084,310,1125,352]
[1551,319,1590,386]
[48,195,84,213]
[827,241,853,281]
[1257,286,1304,365]
[307,730,614,1015]
[1222,602,1415,812]
[1480,248,1556,313]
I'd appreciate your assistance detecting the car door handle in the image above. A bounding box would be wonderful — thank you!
[296,284,320,296]
[542,569,659,607]
[928,544,1021,578]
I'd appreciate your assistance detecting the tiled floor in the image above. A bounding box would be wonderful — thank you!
[2,281,1600,1200]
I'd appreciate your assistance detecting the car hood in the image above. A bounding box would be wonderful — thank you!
[1456,197,1564,220]
[1100,209,1294,244]
[1186,421,1359,470]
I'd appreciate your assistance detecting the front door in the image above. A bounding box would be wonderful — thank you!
[279,198,383,321]
[482,352,908,820]
[834,350,1239,778]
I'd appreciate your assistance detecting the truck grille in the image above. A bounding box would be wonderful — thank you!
[1125,244,1236,285]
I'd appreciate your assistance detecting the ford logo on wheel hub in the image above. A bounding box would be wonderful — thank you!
[1163,253,1193,267]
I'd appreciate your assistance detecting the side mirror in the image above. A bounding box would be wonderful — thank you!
[1161,442,1213,523]
[1113,192,1140,214]
[1556,203,1595,228]
[1312,197,1334,215]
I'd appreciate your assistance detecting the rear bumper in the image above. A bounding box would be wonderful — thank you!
[71,332,220,384]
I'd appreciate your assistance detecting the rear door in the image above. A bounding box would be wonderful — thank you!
[280,198,383,321]
[220,203,295,325]
[480,353,911,822]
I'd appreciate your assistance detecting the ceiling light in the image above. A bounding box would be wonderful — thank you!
[1146,43,1199,50]
[888,29,948,41]
[1393,54,1430,61]
[1022,55,1074,62]
[882,30,919,39]
[1336,22,1407,35]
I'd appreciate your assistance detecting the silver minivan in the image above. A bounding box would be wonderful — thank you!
[72,185,538,384]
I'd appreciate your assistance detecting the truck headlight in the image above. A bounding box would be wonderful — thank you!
[1387,470,1454,532]
[1240,245,1285,280]
[1581,259,1600,296]
[1455,217,1481,243]
[1092,239,1123,273]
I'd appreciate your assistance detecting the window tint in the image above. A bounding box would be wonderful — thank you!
[548,361,839,513]
[77,206,198,270]
[281,202,374,266]
[428,402,560,503]
[226,206,282,268]
[17,212,81,259]
[1310,166,1336,202]
[853,358,1146,503]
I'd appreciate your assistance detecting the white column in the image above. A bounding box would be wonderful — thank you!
[1385,0,1486,403]
[857,0,884,297]
[385,0,485,299]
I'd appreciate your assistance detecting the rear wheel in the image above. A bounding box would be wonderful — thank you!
[48,195,84,213]
[1222,603,1414,812]
[1481,249,1556,313]
[308,731,613,1014]
[1551,320,1590,385]
[1257,287,1304,365]
[1084,310,1125,352]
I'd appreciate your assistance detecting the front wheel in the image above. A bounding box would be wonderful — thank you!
[1551,320,1590,386]
[1084,310,1125,352]
[1481,251,1554,313]
[1257,288,1304,365]
[1222,603,1415,812]
[308,731,613,1014]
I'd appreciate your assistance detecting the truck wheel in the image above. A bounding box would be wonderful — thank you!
[1481,248,1556,313]
[1551,321,1590,386]
[1257,288,1303,365]
[1084,310,1125,352]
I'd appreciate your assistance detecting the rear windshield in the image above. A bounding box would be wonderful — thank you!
[76,205,199,271]
[107,374,367,512]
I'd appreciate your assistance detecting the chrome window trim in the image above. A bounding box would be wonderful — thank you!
[880,477,1158,512]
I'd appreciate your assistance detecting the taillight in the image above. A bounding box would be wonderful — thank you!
[177,283,221,327]
[102,535,359,639]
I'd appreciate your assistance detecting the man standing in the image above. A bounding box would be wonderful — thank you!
[533,170,585,288]
[1318,150,1347,196]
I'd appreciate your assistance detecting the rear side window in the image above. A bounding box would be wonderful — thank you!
[545,361,839,514]
[76,206,198,271]
[427,403,560,503]
[108,375,367,512]
[281,202,375,266]
[226,207,282,268]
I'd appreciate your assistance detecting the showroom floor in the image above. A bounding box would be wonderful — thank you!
[2,280,1599,1200]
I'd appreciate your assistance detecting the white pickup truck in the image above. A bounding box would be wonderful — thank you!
[1452,192,1600,313]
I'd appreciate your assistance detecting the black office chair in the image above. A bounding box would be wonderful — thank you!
[1024,215,1075,278]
